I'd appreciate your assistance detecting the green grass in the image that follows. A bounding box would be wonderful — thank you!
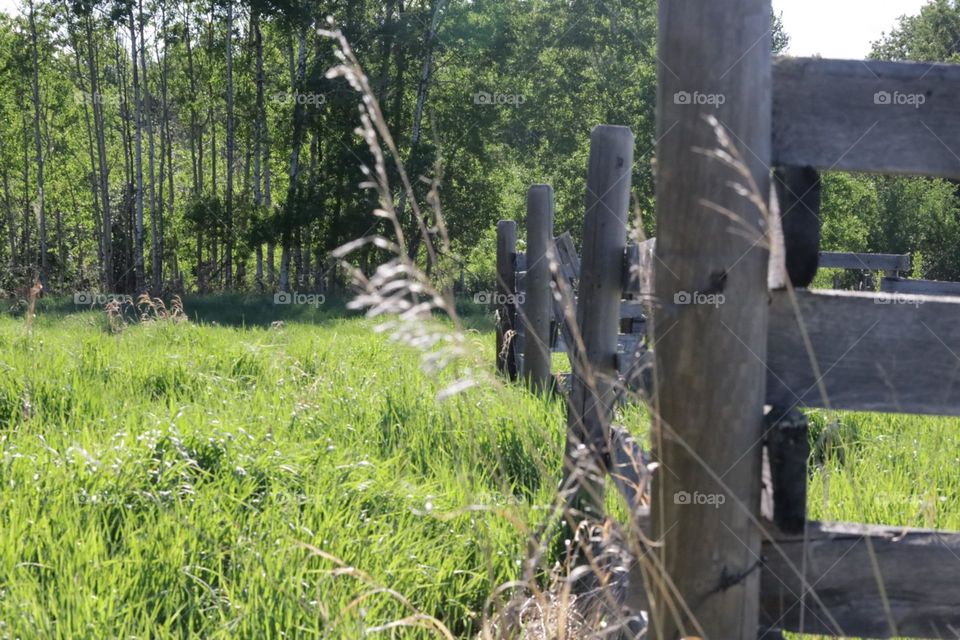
[0,297,565,638]
[1,296,959,638]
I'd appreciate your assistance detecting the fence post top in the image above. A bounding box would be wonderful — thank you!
[527,184,553,194]
[590,124,634,141]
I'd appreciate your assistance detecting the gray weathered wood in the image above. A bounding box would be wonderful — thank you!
[760,520,960,638]
[764,407,808,534]
[564,125,633,520]
[627,509,960,639]
[652,1,772,636]
[776,167,822,287]
[773,57,960,179]
[495,221,518,379]
[767,288,960,416]
[880,277,960,297]
[522,185,555,392]
[554,231,581,280]
[514,251,527,272]
[819,251,911,272]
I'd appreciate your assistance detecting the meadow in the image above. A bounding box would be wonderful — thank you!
[0,296,958,638]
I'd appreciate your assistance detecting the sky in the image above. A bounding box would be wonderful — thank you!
[0,0,934,60]
[772,0,931,58]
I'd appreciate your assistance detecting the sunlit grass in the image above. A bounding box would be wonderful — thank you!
[0,298,564,638]
[0,297,957,638]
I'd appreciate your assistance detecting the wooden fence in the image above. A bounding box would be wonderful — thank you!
[492,1,960,636]
[499,245,960,398]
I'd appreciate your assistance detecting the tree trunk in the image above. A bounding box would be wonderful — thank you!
[84,14,112,291]
[267,242,275,287]
[29,0,47,291]
[184,7,201,196]
[1,148,15,264]
[129,8,146,292]
[157,3,172,287]
[20,109,31,270]
[139,0,158,291]
[398,0,445,262]
[69,21,103,279]
[224,0,234,289]
[252,10,263,208]
[280,29,308,294]
[255,244,264,291]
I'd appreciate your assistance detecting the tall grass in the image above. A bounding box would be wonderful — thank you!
[0,303,564,638]
[1,302,958,637]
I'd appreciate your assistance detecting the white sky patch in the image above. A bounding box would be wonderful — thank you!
[772,0,931,59]
[0,0,17,17]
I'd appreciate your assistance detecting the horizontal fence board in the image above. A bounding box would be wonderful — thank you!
[767,289,960,416]
[773,57,960,179]
[626,510,960,638]
[819,251,910,272]
[760,521,960,637]
[881,277,960,297]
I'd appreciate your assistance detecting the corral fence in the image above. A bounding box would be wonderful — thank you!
[491,1,960,636]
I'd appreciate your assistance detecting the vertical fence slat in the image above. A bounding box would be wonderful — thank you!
[495,220,518,379]
[523,185,555,392]
[651,0,772,637]
[564,125,634,519]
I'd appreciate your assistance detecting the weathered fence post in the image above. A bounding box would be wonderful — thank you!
[495,220,518,380]
[564,125,633,519]
[522,185,555,392]
[651,0,772,637]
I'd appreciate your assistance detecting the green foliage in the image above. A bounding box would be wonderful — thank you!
[460,225,526,294]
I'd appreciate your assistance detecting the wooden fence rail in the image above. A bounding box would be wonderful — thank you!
[490,1,960,634]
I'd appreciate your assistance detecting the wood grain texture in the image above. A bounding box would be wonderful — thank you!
[627,509,960,639]
[564,125,633,519]
[880,277,960,297]
[652,0,772,636]
[760,521,960,638]
[522,185,555,392]
[767,288,960,416]
[773,57,960,179]
[819,251,910,272]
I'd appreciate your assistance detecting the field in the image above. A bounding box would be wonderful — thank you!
[1,297,959,638]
